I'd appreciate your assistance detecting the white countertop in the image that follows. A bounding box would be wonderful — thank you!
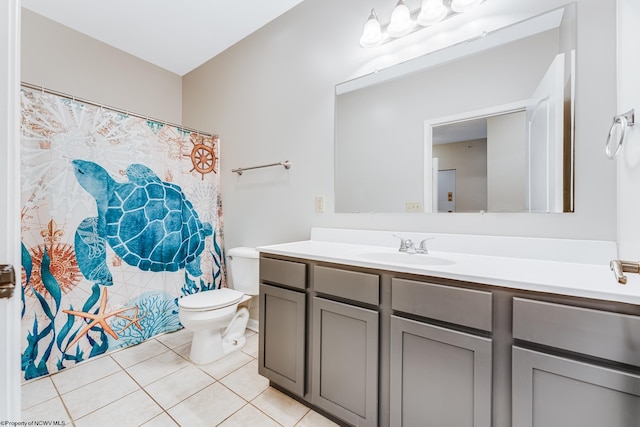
[258,236,640,306]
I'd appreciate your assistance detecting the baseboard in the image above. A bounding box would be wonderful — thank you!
[247,318,259,333]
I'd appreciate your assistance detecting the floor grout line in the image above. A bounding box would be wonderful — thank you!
[22,331,333,427]
[49,369,80,426]
[72,388,140,426]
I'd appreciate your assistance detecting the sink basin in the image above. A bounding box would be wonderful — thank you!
[357,251,455,266]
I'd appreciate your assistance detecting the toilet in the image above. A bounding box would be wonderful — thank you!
[178,247,259,365]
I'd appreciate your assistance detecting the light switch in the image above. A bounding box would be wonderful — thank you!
[315,195,325,213]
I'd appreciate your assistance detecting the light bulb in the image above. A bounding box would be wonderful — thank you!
[360,9,383,47]
[450,0,484,13]
[387,0,415,38]
[417,0,448,27]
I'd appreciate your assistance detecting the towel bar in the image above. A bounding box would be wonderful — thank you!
[232,160,291,175]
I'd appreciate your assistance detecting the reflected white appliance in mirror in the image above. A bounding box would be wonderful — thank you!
[335,4,576,214]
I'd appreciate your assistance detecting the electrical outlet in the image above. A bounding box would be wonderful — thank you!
[405,201,423,213]
[315,195,325,213]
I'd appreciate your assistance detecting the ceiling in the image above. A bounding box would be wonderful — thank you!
[433,117,488,145]
[21,0,305,76]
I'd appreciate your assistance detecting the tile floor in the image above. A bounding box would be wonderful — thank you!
[21,328,338,427]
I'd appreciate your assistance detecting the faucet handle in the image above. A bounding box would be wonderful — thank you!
[393,234,413,252]
[417,237,434,254]
[418,237,433,248]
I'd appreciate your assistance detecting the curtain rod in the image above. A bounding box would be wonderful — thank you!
[20,82,216,138]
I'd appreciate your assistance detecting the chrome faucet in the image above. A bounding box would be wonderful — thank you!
[393,235,431,254]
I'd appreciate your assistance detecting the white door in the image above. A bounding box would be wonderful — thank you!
[438,169,456,212]
[1,0,22,419]
[526,53,565,212]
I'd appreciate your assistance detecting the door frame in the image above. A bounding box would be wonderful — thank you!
[1,0,22,419]
[424,100,527,213]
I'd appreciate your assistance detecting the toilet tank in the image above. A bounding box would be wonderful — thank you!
[227,247,259,295]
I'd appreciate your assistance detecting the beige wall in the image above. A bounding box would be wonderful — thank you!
[433,140,488,213]
[21,9,182,124]
[183,0,618,250]
[15,1,621,324]
[487,111,527,212]
[20,1,619,249]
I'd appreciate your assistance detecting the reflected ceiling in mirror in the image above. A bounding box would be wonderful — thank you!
[335,4,575,214]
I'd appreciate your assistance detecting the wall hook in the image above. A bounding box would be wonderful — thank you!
[605,109,635,159]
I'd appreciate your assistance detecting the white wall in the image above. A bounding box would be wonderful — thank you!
[183,0,617,250]
[21,9,182,124]
[616,0,640,259]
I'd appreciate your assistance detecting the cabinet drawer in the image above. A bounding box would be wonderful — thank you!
[513,298,640,366]
[313,266,379,306]
[260,257,307,290]
[392,278,493,332]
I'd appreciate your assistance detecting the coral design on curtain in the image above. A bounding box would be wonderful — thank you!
[19,87,225,380]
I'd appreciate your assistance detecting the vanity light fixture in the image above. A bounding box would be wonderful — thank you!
[360,9,383,47]
[360,0,486,47]
[387,0,415,37]
[417,0,448,27]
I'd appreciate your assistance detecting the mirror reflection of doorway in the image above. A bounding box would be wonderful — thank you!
[438,169,456,212]
[425,52,568,214]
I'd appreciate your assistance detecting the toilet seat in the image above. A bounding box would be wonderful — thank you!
[178,288,244,311]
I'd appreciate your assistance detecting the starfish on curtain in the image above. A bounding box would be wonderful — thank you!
[114,306,147,333]
[62,288,139,348]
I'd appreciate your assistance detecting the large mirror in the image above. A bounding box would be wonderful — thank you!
[335,4,576,213]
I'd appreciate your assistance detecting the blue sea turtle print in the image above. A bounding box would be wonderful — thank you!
[72,160,211,286]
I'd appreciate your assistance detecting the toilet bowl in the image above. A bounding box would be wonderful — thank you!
[178,247,259,365]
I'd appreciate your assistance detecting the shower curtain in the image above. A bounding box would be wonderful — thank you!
[19,86,225,380]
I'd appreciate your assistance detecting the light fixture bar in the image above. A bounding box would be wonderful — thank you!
[360,0,486,48]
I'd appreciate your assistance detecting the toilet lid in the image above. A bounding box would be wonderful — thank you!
[178,288,244,311]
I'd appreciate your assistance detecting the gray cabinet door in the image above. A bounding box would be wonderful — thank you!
[311,297,379,427]
[258,283,306,397]
[513,346,640,427]
[390,315,492,427]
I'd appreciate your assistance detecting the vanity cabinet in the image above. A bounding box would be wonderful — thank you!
[512,298,640,427]
[259,253,640,427]
[311,265,380,427]
[390,278,493,427]
[258,258,307,397]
